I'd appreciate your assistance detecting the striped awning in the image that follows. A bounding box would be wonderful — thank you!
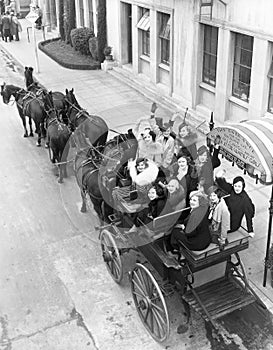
[207,117,273,184]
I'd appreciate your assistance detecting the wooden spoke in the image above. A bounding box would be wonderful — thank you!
[100,229,123,283]
[131,263,170,343]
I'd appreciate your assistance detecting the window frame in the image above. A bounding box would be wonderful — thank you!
[232,33,253,102]
[159,13,171,66]
[137,8,150,57]
[202,25,218,87]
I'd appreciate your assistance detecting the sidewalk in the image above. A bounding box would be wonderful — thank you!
[1,18,273,313]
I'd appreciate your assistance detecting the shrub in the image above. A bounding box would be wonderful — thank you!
[88,36,98,60]
[70,27,95,55]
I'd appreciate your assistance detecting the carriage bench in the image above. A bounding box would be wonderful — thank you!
[179,228,250,270]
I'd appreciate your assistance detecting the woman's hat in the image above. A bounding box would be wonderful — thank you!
[197,145,209,156]
[233,176,245,189]
[207,185,219,196]
[160,121,173,132]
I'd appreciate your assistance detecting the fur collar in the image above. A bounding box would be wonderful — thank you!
[129,159,159,186]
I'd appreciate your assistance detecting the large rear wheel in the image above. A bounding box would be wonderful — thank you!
[130,263,170,342]
[100,229,123,283]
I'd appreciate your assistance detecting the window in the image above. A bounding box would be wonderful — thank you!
[159,13,171,65]
[268,60,273,113]
[137,9,150,57]
[203,25,218,87]
[232,33,253,102]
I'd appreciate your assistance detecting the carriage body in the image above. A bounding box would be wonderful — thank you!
[99,201,265,342]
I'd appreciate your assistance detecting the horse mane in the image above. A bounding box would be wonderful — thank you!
[43,91,55,111]
[6,84,25,92]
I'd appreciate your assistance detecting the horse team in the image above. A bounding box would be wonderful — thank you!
[0,66,109,186]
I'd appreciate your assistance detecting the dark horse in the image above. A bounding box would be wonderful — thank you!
[24,66,67,124]
[74,129,138,222]
[64,88,108,151]
[42,91,71,183]
[1,83,46,146]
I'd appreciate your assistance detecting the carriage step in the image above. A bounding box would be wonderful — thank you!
[150,243,182,270]
[182,277,256,321]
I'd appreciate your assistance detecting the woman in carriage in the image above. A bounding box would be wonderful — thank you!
[170,190,211,252]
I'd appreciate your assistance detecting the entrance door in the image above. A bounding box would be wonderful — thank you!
[121,2,132,65]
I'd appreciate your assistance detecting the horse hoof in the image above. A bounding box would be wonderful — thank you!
[58,179,63,184]
[81,207,87,213]
[36,142,41,147]
[23,134,28,138]
[45,143,49,149]
[29,133,34,137]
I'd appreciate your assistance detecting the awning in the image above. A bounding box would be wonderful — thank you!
[207,117,273,184]
[137,11,150,31]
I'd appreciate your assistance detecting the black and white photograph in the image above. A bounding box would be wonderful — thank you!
[0,0,273,349]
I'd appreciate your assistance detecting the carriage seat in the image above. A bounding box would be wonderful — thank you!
[179,228,250,268]
[138,208,190,240]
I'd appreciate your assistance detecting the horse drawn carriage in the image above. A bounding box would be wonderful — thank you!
[73,122,267,343]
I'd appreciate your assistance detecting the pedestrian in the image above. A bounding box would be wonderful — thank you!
[207,185,230,250]
[1,11,11,42]
[6,0,15,14]
[0,14,3,40]
[34,5,42,30]
[10,11,21,40]
[170,190,211,251]
[215,171,255,237]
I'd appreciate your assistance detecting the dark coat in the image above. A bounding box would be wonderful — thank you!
[137,196,171,226]
[176,136,198,161]
[195,147,221,193]
[172,164,198,205]
[171,207,211,251]
[2,14,11,30]
[215,177,255,233]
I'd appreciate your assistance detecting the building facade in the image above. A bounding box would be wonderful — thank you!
[40,0,273,125]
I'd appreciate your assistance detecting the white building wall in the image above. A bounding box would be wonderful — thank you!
[75,0,273,124]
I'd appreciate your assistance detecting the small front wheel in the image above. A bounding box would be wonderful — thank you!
[130,263,170,342]
[100,229,123,283]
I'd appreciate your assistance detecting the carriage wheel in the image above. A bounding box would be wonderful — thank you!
[130,263,170,342]
[100,229,123,284]
[228,252,248,291]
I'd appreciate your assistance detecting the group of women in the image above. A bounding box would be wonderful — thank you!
[114,104,256,255]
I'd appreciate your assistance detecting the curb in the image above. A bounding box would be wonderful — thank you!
[38,38,101,70]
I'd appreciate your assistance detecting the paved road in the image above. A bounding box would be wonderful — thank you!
[1,48,273,350]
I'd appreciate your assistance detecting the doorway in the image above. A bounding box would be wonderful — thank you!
[121,2,132,65]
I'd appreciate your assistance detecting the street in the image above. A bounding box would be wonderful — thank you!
[0,48,273,350]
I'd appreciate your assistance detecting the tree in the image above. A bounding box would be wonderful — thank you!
[58,0,65,41]
[97,0,107,63]
[64,0,76,45]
